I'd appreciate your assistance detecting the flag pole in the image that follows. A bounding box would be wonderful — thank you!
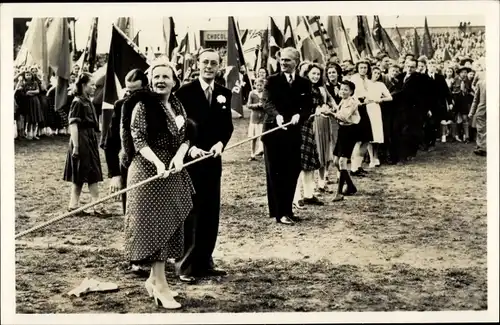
[112,23,151,65]
[14,120,299,240]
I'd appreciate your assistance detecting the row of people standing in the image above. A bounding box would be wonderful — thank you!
[13,64,95,141]
[63,49,234,310]
[252,48,486,221]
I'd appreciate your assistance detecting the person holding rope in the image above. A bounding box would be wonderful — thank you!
[261,47,313,225]
[175,48,234,283]
[121,58,196,310]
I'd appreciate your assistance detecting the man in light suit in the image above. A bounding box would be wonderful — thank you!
[175,48,234,283]
[469,78,486,156]
[261,47,313,225]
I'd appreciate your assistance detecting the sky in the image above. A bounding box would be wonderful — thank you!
[73,15,485,54]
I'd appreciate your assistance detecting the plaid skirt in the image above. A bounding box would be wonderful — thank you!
[300,119,321,171]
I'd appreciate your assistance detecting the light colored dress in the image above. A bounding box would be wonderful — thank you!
[365,81,391,144]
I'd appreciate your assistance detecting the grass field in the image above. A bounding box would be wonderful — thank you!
[14,117,487,313]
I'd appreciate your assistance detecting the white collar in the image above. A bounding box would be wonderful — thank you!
[199,77,215,91]
[284,71,296,81]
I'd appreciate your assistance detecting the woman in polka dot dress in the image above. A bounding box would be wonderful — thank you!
[121,60,195,310]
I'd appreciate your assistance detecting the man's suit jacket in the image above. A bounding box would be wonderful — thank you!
[261,72,313,140]
[427,73,453,111]
[470,79,486,118]
[175,78,234,156]
[102,97,126,178]
[397,72,428,116]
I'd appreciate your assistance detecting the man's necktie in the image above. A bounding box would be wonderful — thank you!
[205,86,212,106]
[288,74,293,86]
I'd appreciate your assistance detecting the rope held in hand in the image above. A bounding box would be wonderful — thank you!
[14,120,296,240]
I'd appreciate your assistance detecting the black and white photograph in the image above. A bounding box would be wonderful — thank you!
[1,1,499,324]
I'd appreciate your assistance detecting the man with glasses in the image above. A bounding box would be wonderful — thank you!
[175,48,234,283]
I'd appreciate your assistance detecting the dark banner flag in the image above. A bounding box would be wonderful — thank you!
[227,16,246,117]
[268,17,284,74]
[373,16,400,60]
[100,24,149,147]
[412,28,421,57]
[284,16,296,47]
[260,28,269,71]
[133,31,140,47]
[163,17,178,61]
[421,17,435,59]
[86,17,98,73]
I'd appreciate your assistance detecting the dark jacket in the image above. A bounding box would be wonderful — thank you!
[120,89,197,168]
[261,71,314,139]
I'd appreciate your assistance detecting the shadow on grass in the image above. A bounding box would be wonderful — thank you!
[16,246,487,313]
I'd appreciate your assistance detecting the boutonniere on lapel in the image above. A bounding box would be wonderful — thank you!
[217,95,227,109]
[174,115,185,130]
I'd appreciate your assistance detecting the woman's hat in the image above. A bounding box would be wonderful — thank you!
[460,57,474,65]
[456,65,472,74]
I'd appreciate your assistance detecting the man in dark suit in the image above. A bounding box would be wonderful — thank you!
[397,58,426,161]
[261,47,313,225]
[175,48,234,283]
[101,71,148,215]
[425,59,453,150]
[382,65,403,164]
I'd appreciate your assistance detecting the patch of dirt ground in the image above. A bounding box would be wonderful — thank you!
[14,118,487,313]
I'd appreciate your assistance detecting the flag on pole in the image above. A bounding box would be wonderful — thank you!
[295,16,325,64]
[412,28,421,57]
[87,18,98,73]
[326,16,360,63]
[259,28,269,70]
[306,16,334,55]
[115,17,135,40]
[283,16,296,47]
[162,17,178,61]
[46,18,71,111]
[78,17,98,74]
[240,29,249,45]
[227,17,246,117]
[421,17,435,59]
[394,25,404,53]
[443,47,451,61]
[373,16,399,60]
[268,17,284,74]
[133,31,140,47]
[101,24,149,145]
[353,16,379,58]
[372,16,383,45]
[18,18,49,86]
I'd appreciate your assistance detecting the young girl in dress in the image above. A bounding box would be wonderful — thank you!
[442,67,456,142]
[22,70,44,140]
[324,62,343,185]
[293,63,325,207]
[246,77,266,161]
[63,73,105,215]
[367,66,393,168]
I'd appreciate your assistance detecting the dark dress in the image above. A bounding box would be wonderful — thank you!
[63,96,103,185]
[124,94,195,264]
[23,81,44,125]
[300,86,322,171]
